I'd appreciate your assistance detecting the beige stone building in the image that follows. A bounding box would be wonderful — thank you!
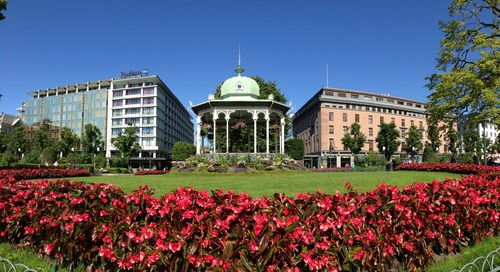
[293,87,449,168]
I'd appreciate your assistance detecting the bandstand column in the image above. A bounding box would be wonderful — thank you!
[213,112,218,154]
[280,116,285,154]
[265,112,270,154]
[253,113,258,153]
[225,113,230,153]
[196,115,202,155]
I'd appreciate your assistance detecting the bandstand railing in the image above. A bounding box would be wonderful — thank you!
[451,247,500,272]
[0,256,59,272]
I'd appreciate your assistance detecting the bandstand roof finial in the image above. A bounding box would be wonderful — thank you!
[235,44,244,75]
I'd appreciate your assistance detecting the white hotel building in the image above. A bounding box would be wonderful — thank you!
[23,72,193,169]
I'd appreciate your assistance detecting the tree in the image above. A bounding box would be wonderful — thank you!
[9,126,27,160]
[172,141,196,161]
[404,125,424,156]
[0,128,8,153]
[32,125,51,153]
[285,138,304,160]
[426,0,500,126]
[82,124,104,156]
[445,120,459,155]
[110,124,141,162]
[57,127,79,158]
[376,122,401,161]
[460,126,481,152]
[0,0,6,21]
[341,123,367,155]
[426,121,442,152]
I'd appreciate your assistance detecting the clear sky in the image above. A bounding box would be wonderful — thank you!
[0,1,452,117]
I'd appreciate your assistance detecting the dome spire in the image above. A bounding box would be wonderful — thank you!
[235,44,244,75]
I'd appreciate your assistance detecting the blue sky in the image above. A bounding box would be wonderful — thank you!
[0,1,452,116]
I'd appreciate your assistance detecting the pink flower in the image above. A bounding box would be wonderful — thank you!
[44,243,55,255]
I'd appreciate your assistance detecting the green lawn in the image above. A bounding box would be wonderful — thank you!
[69,170,464,198]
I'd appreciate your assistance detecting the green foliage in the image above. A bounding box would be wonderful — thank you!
[426,122,442,152]
[21,150,42,164]
[404,125,424,156]
[9,126,27,157]
[172,141,196,161]
[110,156,128,168]
[426,0,500,125]
[31,125,51,153]
[110,124,141,161]
[0,128,8,153]
[0,153,16,166]
[82,124,104,156]
[423,145,438,163]
[57,127,79,158]
[0,0,6,21]
[360,151,386,167]
[376,122,401,161]
[92,154,106,169]
[445,120,459,154]
[41,146,58,165]
[285,138,304,160]
[341,123,367,154]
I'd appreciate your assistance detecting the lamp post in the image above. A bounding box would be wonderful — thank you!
[17,147,22,162]
[482,121,487,165]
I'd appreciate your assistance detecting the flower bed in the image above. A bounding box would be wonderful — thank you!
[0,168,91,181]
[395,162,499,175]
[134,170,169,175]
[0,172,499,271]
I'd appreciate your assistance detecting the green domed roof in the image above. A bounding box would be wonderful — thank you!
[220,65,260,101]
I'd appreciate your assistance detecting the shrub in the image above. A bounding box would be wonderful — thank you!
[172,141,196,161]
[285,138,304,160]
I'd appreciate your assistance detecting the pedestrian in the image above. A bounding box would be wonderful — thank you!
[494,150,500,166]
[473,152,479,165]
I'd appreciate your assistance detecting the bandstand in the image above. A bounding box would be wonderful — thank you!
[190,65,290,155]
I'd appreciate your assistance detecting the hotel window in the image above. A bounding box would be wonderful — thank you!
[343,113,348,122]
[401,119,406,127]
[113,90,123,97]
[143,97,155,104]
[143,117,154,125]
[411,120,414,126]
[329,138,335,150]
[329,112,334,121]
[419,121,423,129]
[125,108,140,115]
[343,126,348,133]
[368,115,373,124]
[112,109,122,116]
[126,99,140,105]
[369,127,373,136]
[145,82,154,86]
[355,114,360,123]
[112,100,123,106]
[143,87,155,95]
[112,119,122,126]
[126,89,141,96]
[391,118,395,124]
[142,138,154,146]
[380,116,384,124]
[142,127,153,135]
[329,125,334,134]
[125,118,140,125]
[368,140,374,151]
[143,107,154,115]
[401,130,406,137]
[112,128,121,135]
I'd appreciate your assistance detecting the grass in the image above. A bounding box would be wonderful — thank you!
[1,170,495,271]
[70,170,464,198]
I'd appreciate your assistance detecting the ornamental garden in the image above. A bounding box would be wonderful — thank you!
[0,162,499,271]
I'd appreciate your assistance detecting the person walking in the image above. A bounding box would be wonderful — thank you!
[493,150,500,166]
[473,152,479,165]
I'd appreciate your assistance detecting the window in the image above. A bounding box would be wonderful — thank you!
[112,100,123,106]
[125,108,140,115]
[391,118,395,124]
[112,109,122,116]
[343,126,348,133]
[401,130,406,138]
[380,116,384,124]
[126,89,140,95]
[125,118,140,125]
[112,128,121,135]
[368,140,374,151]
[368,115,373,124]
[401,119,406,127]
[369,127,373,136]
[143,107,154,115]
[343,113,348,122]
[411,120,414,126]
[329,138,335,150]
[329,112,334,121]
[329,125,334,134]
[112,119,122,126]
[351,94,359,99]
[143,97,155,104]
[419,121,423,129]
[143,87,155,95]
[113,90,123,97]
[126,99,140,105]
[143,117,154,125]
[142,127,153,135]
[355,114,360,123]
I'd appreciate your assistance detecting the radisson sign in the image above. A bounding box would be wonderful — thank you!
[120,69,149,79]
